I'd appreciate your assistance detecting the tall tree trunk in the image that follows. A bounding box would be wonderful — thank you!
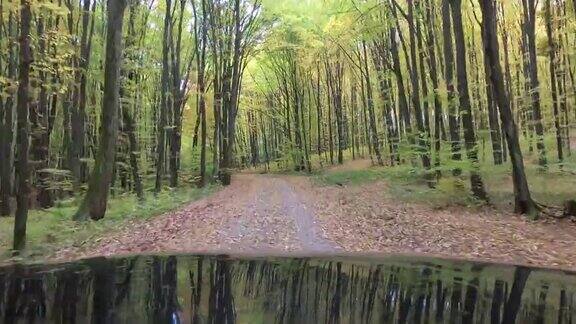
[361,42,383,166]
[499,3,512,162]
[424,0,444,178]
[373,41,399,164]
[71,0,96,188]
[450,0,488,201]
[315,70,323,164]
[333,63,345,165]
[0,13,16,217]
[122,111,144,201]
[483,51,504,165]
[193,0,209,187]
[406,0,432,172]
[199,77,208,186]
[326,66,335,165]
[522,0,548,167]
[13,0,33,250]
[74,0,127,221]
[390,27,412,145]
[442,0,462,175]
[544,0,564,163]
[155,0,172,193]
[557,1,571,156]
[169,0,189,188]
[30,16,54,208]
[480,0,538,216]
[414,0,433,183]
[121,2,145,201]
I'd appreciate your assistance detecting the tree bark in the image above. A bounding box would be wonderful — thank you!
[544,0,564,162]
[193,0,209,187]
[424,0,444,178]
[450,0,488,201]
[390,27,412,143]
[155,0,172,193]
[70,0,96,188]
[31,16,54,208]
[74,0,127,221]
[480,0,537,216]
[122,110,144,201]
[0,13,17,217]
[13,0,33,250]
[361,42,383,166]
[442,0,462,174]
[522,0,548,167]
[483,49,504,165]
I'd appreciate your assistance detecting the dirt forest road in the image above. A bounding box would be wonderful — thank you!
[56,174,340,260]
[56,163,576,270]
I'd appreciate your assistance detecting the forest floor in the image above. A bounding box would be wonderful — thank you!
[54,160,576,270]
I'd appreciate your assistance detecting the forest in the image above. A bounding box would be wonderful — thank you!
[0,0,575,260]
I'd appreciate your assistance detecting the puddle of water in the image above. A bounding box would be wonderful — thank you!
[0,254,575,323]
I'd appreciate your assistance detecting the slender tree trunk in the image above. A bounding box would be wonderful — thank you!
[414,1,433,183]
[442,0,462,174]
[13,0,33,250]
[480,0,537,216]
[557,2,571,156]
[499,3,512,162]
[522,0,548,167]
[334,65,345,165]
[424,0,444,178]
[30,17,54,208]
[361,42,383,166]
[121,2,144,201]
[315,71,323,164]
[155,0,172,193]
[350,81,357,160]
[359,69,371,159]
[373,41,399,164]
[484,52,504,165]
[198,85,207,183]
[74,0,127,221]
[71,0,96,188]
[169,0,189,188]
[544,0,564,163]
[450,0,488,201]
[407,1,426,144]
[390,27,412,144]
[0,13,17,217]
[192,0,208,186]
[123,111,144,201]
[326,66,335,165]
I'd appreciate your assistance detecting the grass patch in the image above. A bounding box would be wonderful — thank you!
[313,164,482,208]
[314,167,389,186]
[312,159,576,211]
[0,185,218,263]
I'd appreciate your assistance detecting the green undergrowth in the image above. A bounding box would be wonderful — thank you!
[0,185,218,263]
[313,160,576,211]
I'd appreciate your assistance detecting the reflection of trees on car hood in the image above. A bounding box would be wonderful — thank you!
[1,254,574,323]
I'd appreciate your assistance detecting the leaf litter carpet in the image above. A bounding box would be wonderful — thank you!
[56,166,576,270]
